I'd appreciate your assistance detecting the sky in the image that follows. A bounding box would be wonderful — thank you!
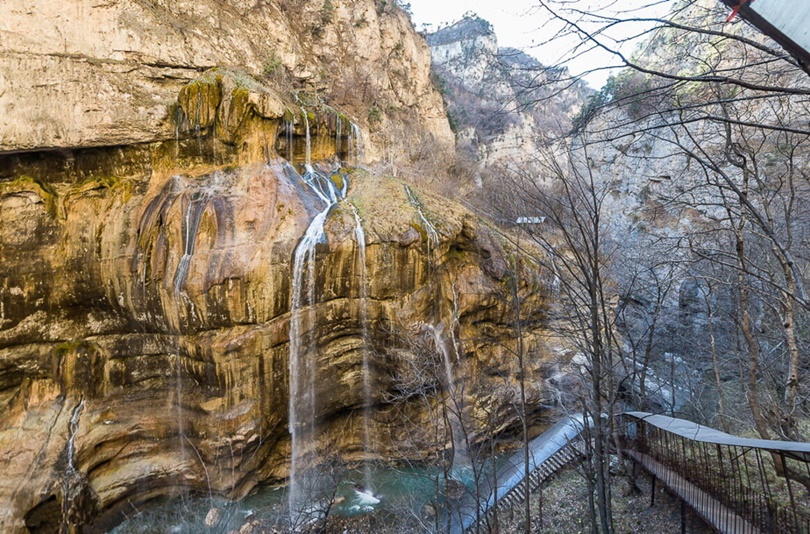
[407,0,672,89]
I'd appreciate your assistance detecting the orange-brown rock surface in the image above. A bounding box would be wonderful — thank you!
[0,1,550,531]
[0,156,551,531]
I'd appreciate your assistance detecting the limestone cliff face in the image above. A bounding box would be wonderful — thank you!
[0,2,550,531]
[427,16,590,175]
[0,0,454,160]
[0,158,550,531]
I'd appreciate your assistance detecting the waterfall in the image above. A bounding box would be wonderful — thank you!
[285,107,367,523]
[349,122,364,164]
[301,164,342,206]
[174,106,182,161]
[340,171,348,198]
[286,120,295,162]
[426,324,470,476]
[288,166,346,527]
[66,398,84,476]
[280,106,359,166]
[335,114,342,162]
[349,203,373,492]
[174,353,187,473]
[174,185,214,292]
[62,398,85,526]
[302,108,312,167]
[300,109,342,205]
[288,206,329,525]
[405,186,439,250]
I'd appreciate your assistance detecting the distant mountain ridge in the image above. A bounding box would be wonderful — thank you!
[426,15,591,177]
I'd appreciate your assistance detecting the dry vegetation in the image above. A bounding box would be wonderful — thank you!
[499,464,712,534]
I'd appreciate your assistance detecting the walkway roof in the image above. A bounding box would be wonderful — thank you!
[719,0,810,72]
[623,411,810,462]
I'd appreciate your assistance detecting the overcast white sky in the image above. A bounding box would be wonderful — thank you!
[407,0,673,89]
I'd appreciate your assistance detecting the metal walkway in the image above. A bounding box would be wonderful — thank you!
[626,449,758,533]
[620,412,810,534]
[450,415,587,534]
[450,412,810,534]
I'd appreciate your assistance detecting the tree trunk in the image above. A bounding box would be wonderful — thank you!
[734,226,771,441]
[704,288,730,433]
[778,259,802,440]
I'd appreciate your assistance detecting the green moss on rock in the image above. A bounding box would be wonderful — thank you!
[0,175,59,218]
[178,73,223,132]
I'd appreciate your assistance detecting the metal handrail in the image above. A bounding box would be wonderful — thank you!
[451,415,588,534]
[620,412,810,534]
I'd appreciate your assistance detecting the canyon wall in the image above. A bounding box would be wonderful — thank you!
[0,1,552,531]
[0,0,453,158]
[426,16,589,179]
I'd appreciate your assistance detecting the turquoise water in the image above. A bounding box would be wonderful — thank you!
[110,463,485,533]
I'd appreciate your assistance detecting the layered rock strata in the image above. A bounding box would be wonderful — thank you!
[0,0,453,158]
[0,154,551,531]
[0,2,552,531]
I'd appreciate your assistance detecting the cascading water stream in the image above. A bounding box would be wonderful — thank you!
[426,324,470,476]
[405,186,439,251]
[349,203,373,492]
[300,108,341,206]
[174,186,214,292]
[286,120,295,162]
[66,398,84,476]
[405,186,465,474]
[174,352,188,476]
[302,108,312,168]
[171,180,218,485]
[62,398,85,525]
[286,105,373,524]
[349,122,364,164]
[288,128,348,525]
[174,107,182,161]
[335,114,342,161]
[288,204,331,525]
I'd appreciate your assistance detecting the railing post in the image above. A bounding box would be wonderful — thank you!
[635,417,640,452]
[619,412,810,533]
[780,453,800,534]
[631,453,638,480]
[754,449,770,533]
[537,482,543,532]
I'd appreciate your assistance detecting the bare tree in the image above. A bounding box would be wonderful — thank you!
[515,0,810,439]
[485,141,622,534]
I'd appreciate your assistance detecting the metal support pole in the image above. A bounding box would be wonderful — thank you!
[537,484,543,531]
[781,453,800,534]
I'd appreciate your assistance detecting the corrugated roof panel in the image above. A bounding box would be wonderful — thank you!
[622,411,810,461]
[720,0,810,69]
[752,0,810,54]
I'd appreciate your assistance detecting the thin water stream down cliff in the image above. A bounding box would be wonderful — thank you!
[0,4,556,530]
[349,202,375,495]
[288,142,349,526]
[0,102,549,534]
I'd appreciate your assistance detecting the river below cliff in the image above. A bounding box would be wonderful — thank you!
[111,462,486,533]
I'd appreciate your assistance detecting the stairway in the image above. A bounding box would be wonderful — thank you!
[490,444,584,513]
[451,415,589,534]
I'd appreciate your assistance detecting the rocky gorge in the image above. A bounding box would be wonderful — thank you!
[0,1,556,531]
[426,15,589,180]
